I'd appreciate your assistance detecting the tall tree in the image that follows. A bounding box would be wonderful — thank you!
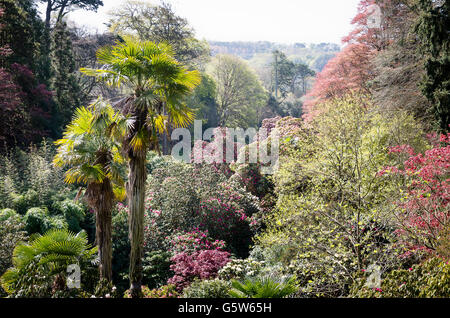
[107,0,209,66]
[415,0,450,131]
[209,54,267,127]
[40,0,103,28]
[54,99,127,282]
[303,43,376,121]
[81,37,200,297]
[51,21,82,131]
[271,50,315,99]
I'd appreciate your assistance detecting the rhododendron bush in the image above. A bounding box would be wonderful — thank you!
[168,228,226,254]
[144,155,260,257]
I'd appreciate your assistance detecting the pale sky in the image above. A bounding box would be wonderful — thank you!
[37,0,361,44]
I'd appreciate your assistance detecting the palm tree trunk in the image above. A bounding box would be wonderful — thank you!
[87,180,114,282]
[127,154,146,298]
[95,181,113,281]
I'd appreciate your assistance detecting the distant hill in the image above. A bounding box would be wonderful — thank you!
[208,41,341,72]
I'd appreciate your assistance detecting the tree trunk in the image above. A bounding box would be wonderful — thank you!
[45,0,52,29]
[86,180,114,282]
[127,153,147,298]
[95,181,113,281]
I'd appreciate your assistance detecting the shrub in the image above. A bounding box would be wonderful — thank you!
[52,199,85,233]
[168,250,231,292]
[182,279,231,298]
[10,193,28,215]
[379,132,450,252]
[142,250,173,289]
[229,275,298,298]
[145,158,259,258]
[349,257,450,298]
[0,208,20,222]
[218,258,265,281]
[24,207,67,235]
[124,284,179,298]
[256,95,429,297]
[1,229,97,298]
[0,216,27,297]
[168,228,226,254]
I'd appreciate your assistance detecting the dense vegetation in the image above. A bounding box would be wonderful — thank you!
[0,0,448,299]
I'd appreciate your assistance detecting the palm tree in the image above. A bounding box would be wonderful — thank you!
[229,275,298,298]
[53,98,128,282]
[1,229,97,297]
[80,37,201,297]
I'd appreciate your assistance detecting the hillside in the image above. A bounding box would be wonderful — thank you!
[209,41,341,72]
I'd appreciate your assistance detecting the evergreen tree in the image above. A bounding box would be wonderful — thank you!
[416,0,450,131]
[51,21,82,132]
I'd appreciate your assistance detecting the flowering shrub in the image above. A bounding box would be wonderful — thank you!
[349,257,450,298]
[168,250,231,292]
[168,228,225,254]
[145,157,260,257]
[218,258,265,281]
[124,284,179,298]
[182,279,231,298]
[379,132,450,252]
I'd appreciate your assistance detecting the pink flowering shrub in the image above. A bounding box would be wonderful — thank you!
[167,250,231,292]
[144,156,260,257]
[196,181,259,257]
[168,228,226,254]
[379,132,450,253]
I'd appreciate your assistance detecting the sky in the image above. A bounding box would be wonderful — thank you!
[37,0,362,44]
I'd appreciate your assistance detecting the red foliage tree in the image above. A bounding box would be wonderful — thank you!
[167,249,231,291]
[302,43,376,121]
[302,0,411,121]
[380,132,450,253]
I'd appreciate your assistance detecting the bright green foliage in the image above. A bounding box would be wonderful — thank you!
[24,207,67,235]
[124,284,179,298]
[182,279,231,298]
[53,98,127,196]
[256,94,429,297]
[80,37,201,143]
[229,275,298,298]
[349,257,450,298]
[0,208,19,222]
[208,54,268,127]
[1,229,97,297]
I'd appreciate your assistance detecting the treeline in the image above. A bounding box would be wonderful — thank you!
[0,0,319,153]
[303,0,449,132]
